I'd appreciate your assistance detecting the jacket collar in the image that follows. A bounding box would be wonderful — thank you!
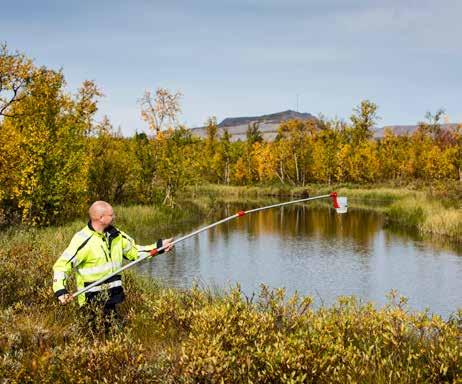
[87,221,119,237]
[87,221,96,232]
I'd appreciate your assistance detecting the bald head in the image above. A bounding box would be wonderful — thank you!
[89,201,112,220]
[89,201,115,231]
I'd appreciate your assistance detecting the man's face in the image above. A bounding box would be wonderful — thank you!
[101,207,115,227]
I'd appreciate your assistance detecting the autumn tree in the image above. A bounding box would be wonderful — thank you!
[202,116,222,183]
[418,109,445,138]
[0,65,101,224]
[88,117,140,203]
[219,129,234,184]
[311,118,341,184]
[76,80,103,134]
[0,42,34,118]
[336,141,379,183]
[246,121,263,145]
[349,100,379,144]
[234,122,262,183]
[275,119,315,185]
[139,87,182,134]
[205,116,219,147]
[421,144,455,180]
[376,129,410,181]
[153,127,199,206]
[253,141,278,183]
[448,124,462,181]
[132,131,157,202]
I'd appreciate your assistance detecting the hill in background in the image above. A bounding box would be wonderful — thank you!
[189,110,460,141]
[190,110,316,141]
[374,124,460,138]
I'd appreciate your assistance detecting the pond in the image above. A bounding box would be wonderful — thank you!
[134,200,462,318]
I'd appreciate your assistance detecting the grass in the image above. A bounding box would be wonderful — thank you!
[0,200,461,382]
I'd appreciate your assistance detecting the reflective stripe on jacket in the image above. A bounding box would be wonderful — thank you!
[52,223,161,306]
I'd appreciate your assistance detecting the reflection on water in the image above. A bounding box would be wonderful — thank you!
[135,202,462,318]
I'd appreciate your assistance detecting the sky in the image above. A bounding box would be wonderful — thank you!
[1,0,461,135]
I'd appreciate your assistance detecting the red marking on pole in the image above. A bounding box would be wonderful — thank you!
[150,249,158,257]
[330,192,340,209]
[237,211,246,217]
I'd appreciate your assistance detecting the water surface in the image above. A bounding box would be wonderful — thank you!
[135,202,462,318]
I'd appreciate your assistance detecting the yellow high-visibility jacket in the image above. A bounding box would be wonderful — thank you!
[53,223,162,306]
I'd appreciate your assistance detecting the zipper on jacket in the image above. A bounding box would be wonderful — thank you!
[105,234,112,261]
[100,244,110,263]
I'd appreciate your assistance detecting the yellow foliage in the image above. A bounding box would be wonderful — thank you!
[0,53,100,225]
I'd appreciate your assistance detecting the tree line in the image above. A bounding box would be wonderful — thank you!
[1,43,461,225]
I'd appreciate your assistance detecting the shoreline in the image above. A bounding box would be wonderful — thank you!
[185,183,462,242]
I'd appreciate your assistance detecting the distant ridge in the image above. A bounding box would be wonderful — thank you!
[218,110,316,127]
[373,123,460,138]
[189,111,461,141]
[190,110,316,141]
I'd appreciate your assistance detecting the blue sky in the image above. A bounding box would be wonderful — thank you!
[2,0,461,134]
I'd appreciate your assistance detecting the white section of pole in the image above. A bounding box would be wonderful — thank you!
[72,193,333,300]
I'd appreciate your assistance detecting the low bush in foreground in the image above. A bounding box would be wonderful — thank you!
[1,280,461,383]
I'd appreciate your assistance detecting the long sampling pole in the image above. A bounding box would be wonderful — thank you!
[71,192,345,300]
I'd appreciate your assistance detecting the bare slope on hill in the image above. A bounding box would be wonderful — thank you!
[190,110,316,141]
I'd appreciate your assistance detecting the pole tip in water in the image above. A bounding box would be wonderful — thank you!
[330,192,347,213]
[336,196,348,214]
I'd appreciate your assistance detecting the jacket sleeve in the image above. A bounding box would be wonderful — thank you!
[120,231,164,261]
[52,233,87,298]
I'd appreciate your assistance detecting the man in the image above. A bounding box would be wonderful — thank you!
[52,201,174,315]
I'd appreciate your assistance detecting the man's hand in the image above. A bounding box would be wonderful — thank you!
[162,238,174,252]
[58,293,73,305]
